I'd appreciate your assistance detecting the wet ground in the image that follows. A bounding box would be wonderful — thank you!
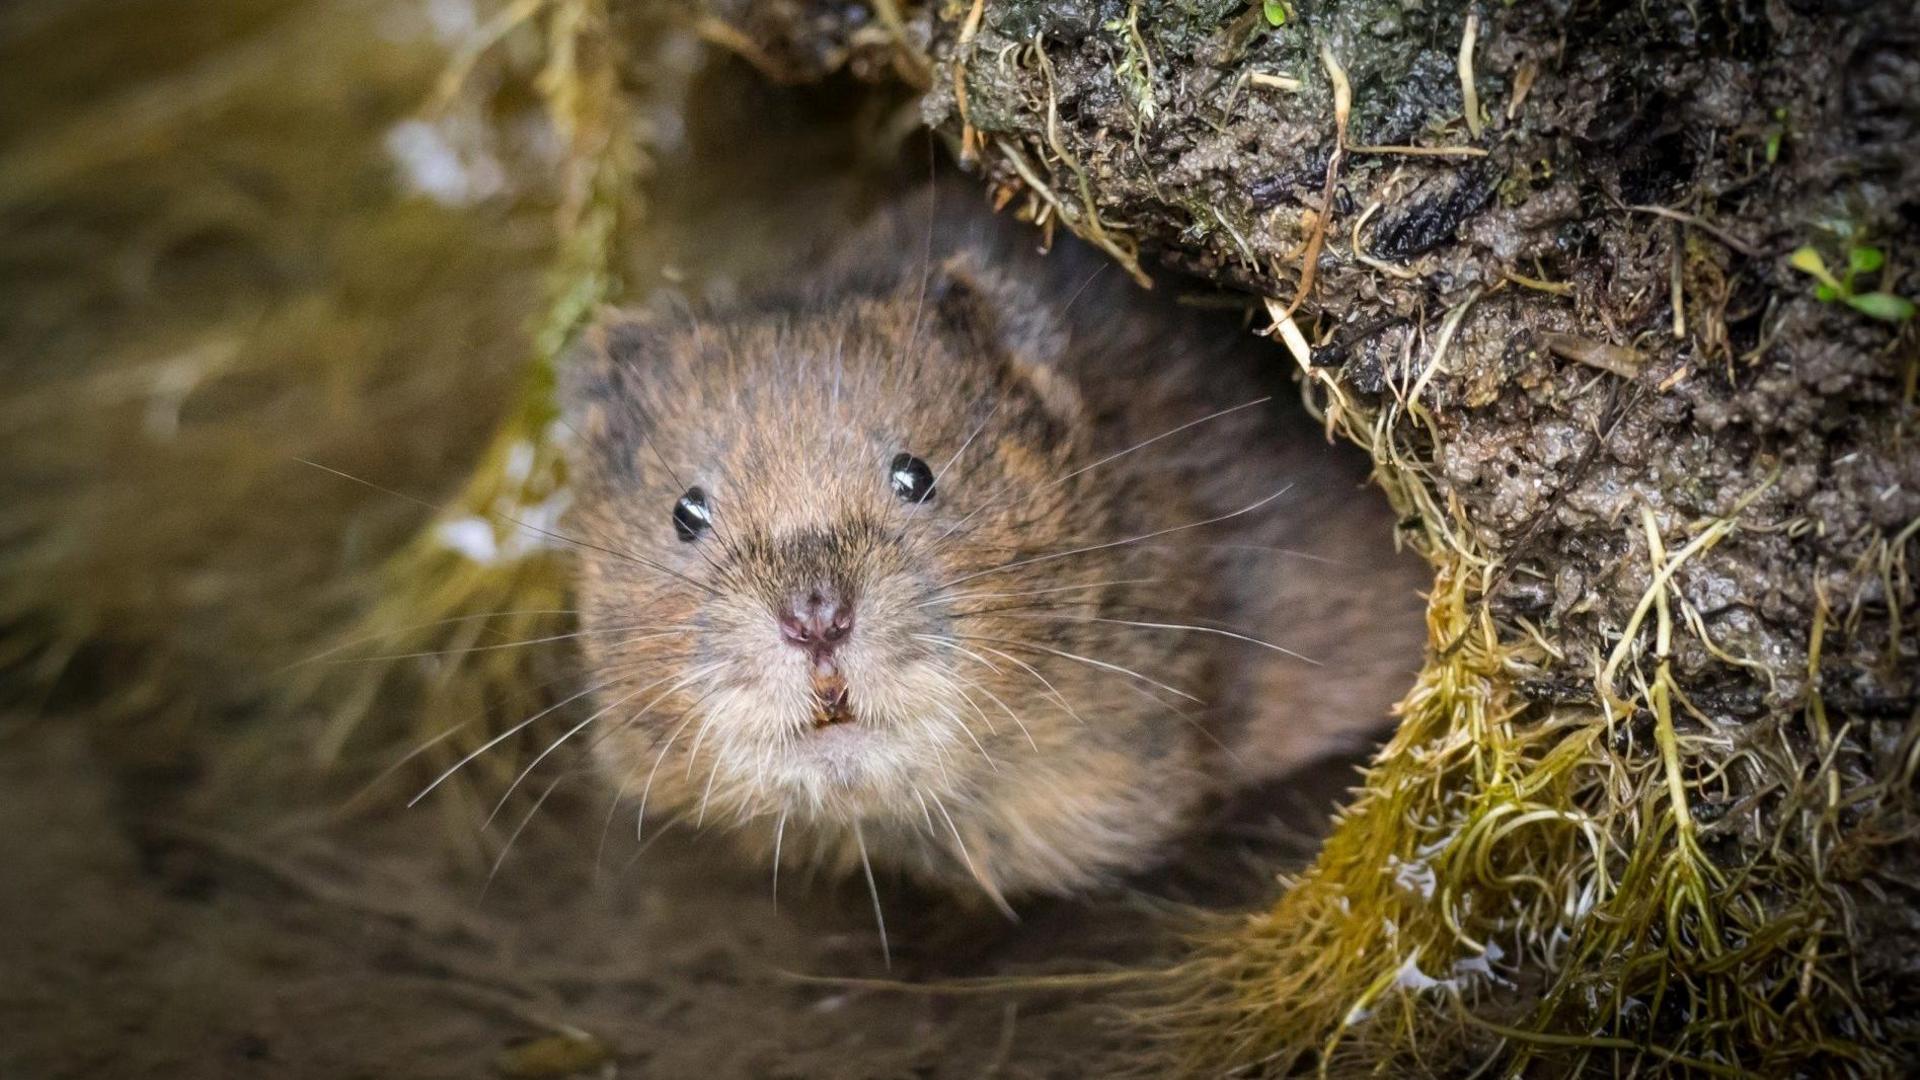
[0,714,1349,1078]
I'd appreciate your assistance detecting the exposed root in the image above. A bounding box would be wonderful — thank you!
[1274,43,1349,322]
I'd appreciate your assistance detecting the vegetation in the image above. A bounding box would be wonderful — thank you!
[1789,243,1915,323]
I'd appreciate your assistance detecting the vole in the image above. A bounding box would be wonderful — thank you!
[562,185,1428,908]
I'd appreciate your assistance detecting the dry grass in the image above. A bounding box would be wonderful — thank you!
[286,0,643,828]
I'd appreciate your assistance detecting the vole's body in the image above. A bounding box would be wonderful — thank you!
[565,187,1427,901]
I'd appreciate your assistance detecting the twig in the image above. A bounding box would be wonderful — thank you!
[1408,286,1483,406]
[694,17,810,84]
[1504,269,1573,296]
[1354,194,1422,281]
[871,0,932,88]
[1458,13,1483,138]
[1670,222,1687,339]
[1543,333,1645,379]
[1277,43,1350,320]
[1250,72,1302,92]
[1347,143,1488,158]
[954,0,987,160]
[1508,59,1538,120]
[1627,204,1764,258]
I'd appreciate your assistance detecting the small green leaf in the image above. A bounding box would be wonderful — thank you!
[1788,246,1828,276]
[1789,246,1843,292]
[1815,283,1839,302]
[1844,291,1915,322]
[1263,0,1288,26]
[1764,129,1782,165]
[1849,246,1885,274]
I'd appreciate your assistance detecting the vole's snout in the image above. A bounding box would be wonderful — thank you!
[777,585,854,659]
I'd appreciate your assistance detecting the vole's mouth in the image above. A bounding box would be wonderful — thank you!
[809,667,855,729]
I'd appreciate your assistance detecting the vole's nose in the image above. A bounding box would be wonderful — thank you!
[778,587,854,657]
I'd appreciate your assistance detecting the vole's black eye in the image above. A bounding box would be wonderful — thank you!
[672,486,712,542]
[889,452,935,504]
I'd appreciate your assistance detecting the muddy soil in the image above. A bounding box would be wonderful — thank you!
[0,714,1353,1079]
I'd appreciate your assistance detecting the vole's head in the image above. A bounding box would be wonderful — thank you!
[563,256,1157,883]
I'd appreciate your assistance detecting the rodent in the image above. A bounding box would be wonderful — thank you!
[562,185,1428,906]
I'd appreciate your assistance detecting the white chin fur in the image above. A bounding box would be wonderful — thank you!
[699,662,968,819]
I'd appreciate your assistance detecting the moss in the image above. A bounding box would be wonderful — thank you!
[1150,390,1907,1073]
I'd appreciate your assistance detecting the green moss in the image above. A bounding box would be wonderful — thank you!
[1143,343,1912,1076]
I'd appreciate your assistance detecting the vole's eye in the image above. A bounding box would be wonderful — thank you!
[889,452,935,504]
[672,486,712,542]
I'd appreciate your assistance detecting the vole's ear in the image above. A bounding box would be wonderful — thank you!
[561,307,659,474]
[930,254,1085,431]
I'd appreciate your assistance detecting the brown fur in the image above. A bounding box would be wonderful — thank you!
[562,186,1428,900]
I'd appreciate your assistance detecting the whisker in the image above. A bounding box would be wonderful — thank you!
[933,396,1272,545]
[596,767,643,880]
[1059,260,1113,316]
[914,635,1039,750]
[948,704,1002,772]
[936,484,1296,592]
[915,577,1161,610]
[484,663,721,828]
[1189,542,1348,566]
[993,613,1321,665]
[771,808,788,908]
[335,713,480,816]
[967,641,1084,726]
[929,791,1016,919]
[968,677,1036,751]
[482,767,572,899]
[931,597,1111,621]
[637,711,704,845]
[1051,396,1272,489]
[934,401,1003,491]
[297,457,723,598]
[409,675,635,807]
[389,655,666,788]
[911,789,941,839]
[955,634,1204,704]
[947,680,1000,736]
[696,754,724,826]
[334,624,690,665]
[852,819,890,969]
[643,427,743,560]
[616,812,687,881]
[684,706,717,780]
[594,695,708,875]
[278,609,582,672]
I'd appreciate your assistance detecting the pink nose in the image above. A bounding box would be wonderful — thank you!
[778,588,854,656]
